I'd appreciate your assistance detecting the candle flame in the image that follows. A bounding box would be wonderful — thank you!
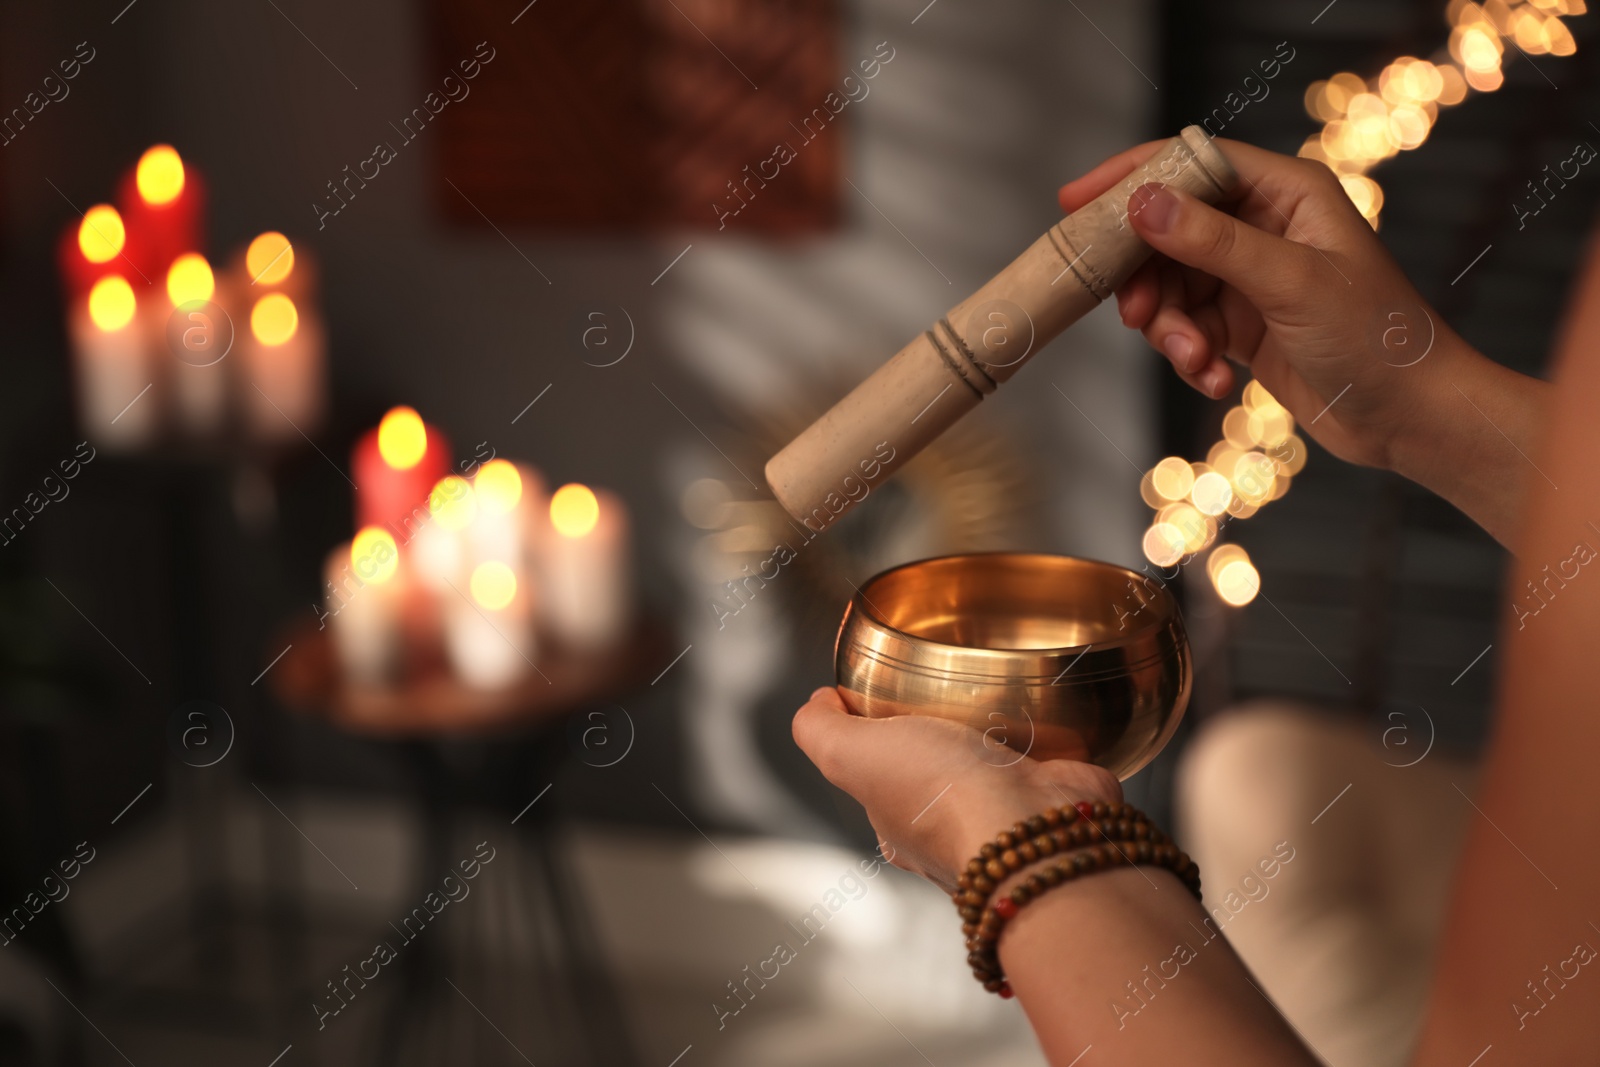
[469,561,517,610]
[475,460,523,516]
[377,407,428,471]
[78,205,125,264]
[166,253,215,306]
[351,526,399,584]
[136,145,186,206]
[250,293,299,346]
[428,476,478,532]
[550,484,599,538]
[246,231,295,285]
[87,276,136,332]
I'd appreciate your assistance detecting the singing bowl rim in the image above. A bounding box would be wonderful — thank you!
[844,551,1180,664]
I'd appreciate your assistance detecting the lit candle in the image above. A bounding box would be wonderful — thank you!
[444,559,535,689]
[470,460,547,570]
[69,275,156,450]
[325,527,406,688]
[164,252,227,435]
[410,474,476,593]
[57,204,127,298]
[240,290,325,442]
[351,406,451,536]
[119,145,204,281]
[243,230,312,298]
[541,483,631,650]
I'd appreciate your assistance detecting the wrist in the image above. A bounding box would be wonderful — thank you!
[947,776,1122,879]
[1389,333,1549,547]
[1386,328,1486,481]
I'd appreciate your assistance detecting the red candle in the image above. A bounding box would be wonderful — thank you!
[118,145,205,283]
[352,407,450,538]
[57,204,128,298]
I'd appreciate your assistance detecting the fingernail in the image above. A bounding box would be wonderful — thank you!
[810,686,834,700]
[1165,334,1195,369]
[1130,183,1178,234]
[1199,364,1227,398]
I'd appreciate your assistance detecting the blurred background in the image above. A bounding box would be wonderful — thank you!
[0,0,1592,1064]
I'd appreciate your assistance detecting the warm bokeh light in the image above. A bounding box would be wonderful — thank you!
[1231,452,1277,505]
[1157,502,1213,554]
[250,293,299,346]
[470,561,518,610]
[166,253,214,306]
[247,231,295,285]
[1206,543,1250,583]
[377,407,428,470]
[551,484,600,538]
[1150,457,1196,501]
[1300,0,1586,225]
[78,205,125,264]
[1190,471,1234,518]
[1206,441,1243,474]
[1275,434,1310,476]
[87,276,136,332]
[475,460,523,516]
[1214,558,1262,607]
[1142,523,1186,568]
[428,476,478,532]
[351,527,399,584]
[136,145,185,205]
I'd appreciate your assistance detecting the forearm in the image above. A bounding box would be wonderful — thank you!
[1000,867,1317,1066]
[1389,334,1552,550]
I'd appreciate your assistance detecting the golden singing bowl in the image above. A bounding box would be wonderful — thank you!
[835,553,1191,780]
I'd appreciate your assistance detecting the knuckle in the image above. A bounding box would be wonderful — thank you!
[1195,215,1237,263]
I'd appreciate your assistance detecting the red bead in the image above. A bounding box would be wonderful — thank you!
[1075,801,1096,822]
[998,981,1014,999]
[994,897,1019,920]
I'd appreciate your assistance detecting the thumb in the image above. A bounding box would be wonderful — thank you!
[792,686,865,777]
[1127,182,1315,308]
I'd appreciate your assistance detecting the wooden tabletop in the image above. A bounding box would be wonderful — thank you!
[270,615,675,739]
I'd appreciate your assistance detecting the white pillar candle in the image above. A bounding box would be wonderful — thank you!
[325,528,406,688]
[444,559,536,689]
[409,474,476,594]
[541,484,630,650]
[241,291,324,441]
[468,460,548,573]
[70,275,157,450]
[164,252,228,436]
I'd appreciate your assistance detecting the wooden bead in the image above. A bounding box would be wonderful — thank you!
[1025,814,1047,835]
[1000,849,1021,872]
[980,843,998,860]
[1043,807,1064,827]
[1034,834,1056,857]
[972,874,994,895]
[985,859,1007,881]
[1018,841,1039,863]
[996,831,1016,850]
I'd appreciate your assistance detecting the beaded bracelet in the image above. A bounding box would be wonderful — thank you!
[953,801,1202,997]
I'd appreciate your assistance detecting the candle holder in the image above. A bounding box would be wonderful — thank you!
[835,553,1191,780]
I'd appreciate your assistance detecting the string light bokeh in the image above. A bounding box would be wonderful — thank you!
[1301,0,1586,227]
[1139,382,1303,606]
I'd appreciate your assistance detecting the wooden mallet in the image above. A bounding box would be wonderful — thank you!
[765,126,1237,530]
